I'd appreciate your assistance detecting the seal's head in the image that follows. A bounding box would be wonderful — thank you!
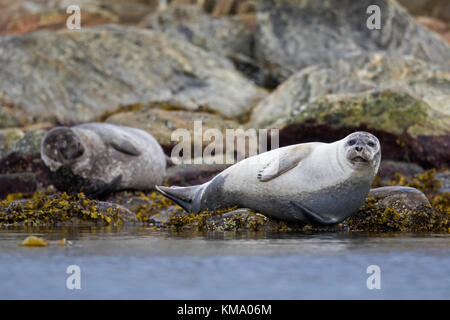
[343,131,381,170]
[41,127,85,171]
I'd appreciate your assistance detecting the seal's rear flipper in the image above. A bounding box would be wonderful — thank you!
[290,200,339,226]
[156,185,200,213]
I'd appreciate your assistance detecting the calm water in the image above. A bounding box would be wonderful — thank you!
[0,227,449,299]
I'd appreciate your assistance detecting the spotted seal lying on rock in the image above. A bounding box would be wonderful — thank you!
[157,131,381,225]
[41,122,166,197]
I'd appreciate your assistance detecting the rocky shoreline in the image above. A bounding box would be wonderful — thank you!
[0,167,448,233]
[0,0,449,232]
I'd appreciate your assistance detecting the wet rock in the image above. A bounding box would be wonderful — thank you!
[104,190,184,225]
[377,160,424,184]
[346,186,449,232]
[435,171,450,194]
[250,54,450,168]
[254,0,450,83]
[0,191,137,227]
[206,208,269,231]
[0,25,266,127]
[0,173,37,199]
[368,186,432,211]
[96,201,137,223]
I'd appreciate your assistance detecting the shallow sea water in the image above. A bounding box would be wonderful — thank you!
[0,226,449,299]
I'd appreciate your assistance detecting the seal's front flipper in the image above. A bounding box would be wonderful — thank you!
[110,138,141,156]
[89,175,123,199]
[290,200,339,226]
[156,185,201,213]
[257,144,315,182]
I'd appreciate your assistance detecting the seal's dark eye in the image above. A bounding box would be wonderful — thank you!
[348,139,356,146]
[368,141,375,147]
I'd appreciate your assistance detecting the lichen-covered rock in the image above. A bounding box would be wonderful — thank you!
[0,128,50,185]
[254,0,450,83]
[251,54,450,128]
[0,128,24,158]
[278,90,448,168]
[104,103,241,147]
[0,24,266,128]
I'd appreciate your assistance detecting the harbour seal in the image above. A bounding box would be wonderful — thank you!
[41,122,166,197]
[157,132,381,225]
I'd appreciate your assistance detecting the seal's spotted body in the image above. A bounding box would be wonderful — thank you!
[41,123,166,197]
[157,132,381,225]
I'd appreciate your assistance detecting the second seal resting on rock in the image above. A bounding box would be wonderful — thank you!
[157,132,381,225]
[41,122,166,197]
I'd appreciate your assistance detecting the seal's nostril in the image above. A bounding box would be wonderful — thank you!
[355,146,363,152]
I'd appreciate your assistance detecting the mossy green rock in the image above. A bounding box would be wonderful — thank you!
[251,54,450,130]
[0,129,49,185]
[285,90,441,137]
[250,54,449,168]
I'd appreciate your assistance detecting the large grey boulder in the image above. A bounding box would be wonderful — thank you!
[0,24,266,128]
[148,5,254,58]
[147,5,273,87]
[255,0,450,82]
[251,54,450,128]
